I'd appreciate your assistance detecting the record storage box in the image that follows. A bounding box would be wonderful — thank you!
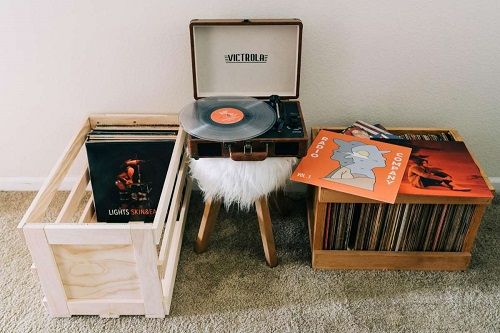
[307,127,495,271]
[18,114,192,318]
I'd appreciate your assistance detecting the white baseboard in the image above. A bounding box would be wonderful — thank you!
[489,177,500,192]
[0,177,78,191]
[1,176,499,193]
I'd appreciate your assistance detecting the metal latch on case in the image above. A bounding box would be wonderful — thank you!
[243,143,253,155]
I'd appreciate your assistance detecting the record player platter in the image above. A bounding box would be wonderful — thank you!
[179,96,277,142]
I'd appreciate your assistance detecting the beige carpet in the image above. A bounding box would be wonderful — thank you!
[1,191,499,332]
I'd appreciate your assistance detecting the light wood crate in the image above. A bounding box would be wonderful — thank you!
[18,114,192,318]
[308,127,495,271]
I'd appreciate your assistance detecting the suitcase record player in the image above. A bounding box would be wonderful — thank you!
[184,19,307,161]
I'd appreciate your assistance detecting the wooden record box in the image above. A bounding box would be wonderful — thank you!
[307,127,495,271]
[188,19,308,161]
[18,114,192,317]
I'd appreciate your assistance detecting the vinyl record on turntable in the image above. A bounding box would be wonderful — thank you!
[179,96,277,142]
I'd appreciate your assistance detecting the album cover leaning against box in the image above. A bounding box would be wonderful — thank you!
[86,139,175,222]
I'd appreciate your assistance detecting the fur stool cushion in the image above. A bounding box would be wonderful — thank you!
[189,157,297,210]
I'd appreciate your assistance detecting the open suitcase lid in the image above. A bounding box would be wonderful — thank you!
[190,19,303,100]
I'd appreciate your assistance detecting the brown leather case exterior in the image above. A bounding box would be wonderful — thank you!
[190,18,303,100]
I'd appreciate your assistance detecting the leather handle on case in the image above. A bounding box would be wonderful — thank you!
[230,151,268,161]
[229,143,268,161]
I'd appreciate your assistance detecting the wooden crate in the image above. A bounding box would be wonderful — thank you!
[308,127,495,271]
[18,114,192,318]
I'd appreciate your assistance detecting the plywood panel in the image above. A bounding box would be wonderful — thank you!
[53,244,142,299]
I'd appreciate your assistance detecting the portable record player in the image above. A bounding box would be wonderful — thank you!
[183,19,307,161]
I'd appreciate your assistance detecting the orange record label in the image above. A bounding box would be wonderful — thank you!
[210,108,244,125]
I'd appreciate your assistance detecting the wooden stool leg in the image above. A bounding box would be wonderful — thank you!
[194,198,221,254]
[255,196,278,267]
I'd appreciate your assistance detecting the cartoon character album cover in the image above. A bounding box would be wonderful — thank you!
[290,130,412,203]
[86,140,175,222]
[377,140,493,199]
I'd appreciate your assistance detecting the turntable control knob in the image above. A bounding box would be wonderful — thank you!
[289,115,301,129]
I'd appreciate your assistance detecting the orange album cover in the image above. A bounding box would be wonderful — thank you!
[290,130,412,203]
[378,140,494,199]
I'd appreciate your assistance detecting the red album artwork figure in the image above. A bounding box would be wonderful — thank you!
[407,156,471,191]
[115,158,153,204]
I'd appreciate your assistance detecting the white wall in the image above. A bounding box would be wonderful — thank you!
[1,1,499,185]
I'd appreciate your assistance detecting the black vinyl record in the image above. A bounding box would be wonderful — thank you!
[179,96,276,142]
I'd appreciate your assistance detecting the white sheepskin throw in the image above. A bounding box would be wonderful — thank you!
[190,157,297,210]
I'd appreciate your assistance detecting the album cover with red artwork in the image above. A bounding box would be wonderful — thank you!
[290,130,412,203]
[376,139,493,199]
[86,140,175,222]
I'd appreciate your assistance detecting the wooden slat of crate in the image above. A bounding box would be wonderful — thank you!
[77,195,95,224]
[318,187,493,205]
[24,224,71,317]
[312,192,326,251]
[130,224,165,318]
[162,177,193,315]
[55,166,90,223]
[462,205,488,252]
[44,224,133,245]
[158,153,189,274]
[306,195,314,253]
[67,299,145,318]
[312,250,471,271]
[152,128,187,244]
[19,119,90,227]
[89,114,179,128]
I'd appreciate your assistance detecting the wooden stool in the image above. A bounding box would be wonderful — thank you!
[194,196,278,267]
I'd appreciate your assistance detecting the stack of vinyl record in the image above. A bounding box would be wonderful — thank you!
[85,127,177,222]
[322,131,478,252]
[398,132,454,141]
[324,202,476,251]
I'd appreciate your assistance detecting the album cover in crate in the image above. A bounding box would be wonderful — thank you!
[291,130,412,204]
[377,139,493,199]
[86,140,175,222]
